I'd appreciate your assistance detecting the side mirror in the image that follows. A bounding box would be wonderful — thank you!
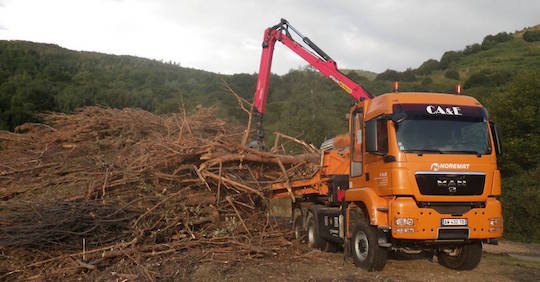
[490,122,502,156]
[366,119,378,152]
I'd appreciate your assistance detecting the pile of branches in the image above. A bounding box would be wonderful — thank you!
[0,106,320,280]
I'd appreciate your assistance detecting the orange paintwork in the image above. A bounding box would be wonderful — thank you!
[491,169,501,196]
[389,197,502,240]
[271,147,349,197]
[332,134,350,150]
[271,92,503,242]
[345,188,389,226]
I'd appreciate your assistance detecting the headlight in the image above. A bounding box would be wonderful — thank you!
[489,217,502,232]
[394,217,415,226]
[489,218,501,226]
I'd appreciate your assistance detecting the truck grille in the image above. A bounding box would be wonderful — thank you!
[415,172,485,196]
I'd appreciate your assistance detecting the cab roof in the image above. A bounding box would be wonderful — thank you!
[364,92,483,120]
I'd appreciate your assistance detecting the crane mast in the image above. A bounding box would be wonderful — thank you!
[251,19,372,148]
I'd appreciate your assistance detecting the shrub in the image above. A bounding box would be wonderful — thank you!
[346,71,368,83]
[488,71,540,174]
[465,71,489,88]
[375,68,416,82]
[375,69,400,81]
[463,43,482,55]
[444,69,460,80]
[400,68,416,82]
[523,30,540,42]
[482,32,513,50]
[464,69,512,88]
[416,59,440,75]
[421,77,432,86]
[501,168,540,243]
[440,51,462,69]
[487,72,540,243]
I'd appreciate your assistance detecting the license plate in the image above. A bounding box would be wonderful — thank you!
[441,218,467,226]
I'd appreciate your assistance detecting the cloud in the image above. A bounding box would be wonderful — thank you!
[0,0,539,74]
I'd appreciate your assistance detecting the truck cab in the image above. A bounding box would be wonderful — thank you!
[348,92,502,241]
[275,92,503,271]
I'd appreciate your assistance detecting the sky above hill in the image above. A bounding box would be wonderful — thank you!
[1,0,539,75]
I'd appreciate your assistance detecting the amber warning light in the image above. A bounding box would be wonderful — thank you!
[393,81,399,92]
[456,84,462,95]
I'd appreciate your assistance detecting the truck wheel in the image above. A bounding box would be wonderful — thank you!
[351,220,388,271]
[438,242,482,270]
[306,215,326,250]
[292,212,305,241]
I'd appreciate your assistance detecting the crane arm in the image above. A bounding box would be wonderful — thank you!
[251,19,372,148]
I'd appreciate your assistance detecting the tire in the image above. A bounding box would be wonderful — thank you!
[306,214,326,250]
[438,242,482,270]
[292,212,305,241]
[350,217,388,271]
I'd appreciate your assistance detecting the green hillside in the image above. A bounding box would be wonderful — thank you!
[0,40,384,145]
[374,27,540,95]
[1,25,540,242]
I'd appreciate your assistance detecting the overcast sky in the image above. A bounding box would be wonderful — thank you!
[1,0,539,75]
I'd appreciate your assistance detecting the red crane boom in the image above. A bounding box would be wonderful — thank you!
[251,19,372,147]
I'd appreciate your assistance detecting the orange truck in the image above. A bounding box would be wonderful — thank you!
[253,19,503,271]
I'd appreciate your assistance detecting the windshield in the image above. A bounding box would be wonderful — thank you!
[396,119,492,155]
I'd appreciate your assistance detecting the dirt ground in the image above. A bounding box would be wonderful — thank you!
[188,240,540,282]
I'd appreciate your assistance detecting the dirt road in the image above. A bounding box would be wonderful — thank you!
[189,241,540,281]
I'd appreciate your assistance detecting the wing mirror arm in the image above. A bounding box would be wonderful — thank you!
[392,112,407,124]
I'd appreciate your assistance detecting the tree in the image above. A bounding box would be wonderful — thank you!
[523,30,540,42]
[482,32,513,50]
[464,69,512,88]
[487,71,540,174]
[375,69,400,81]
[346,71,369,83]
[421,77,433,86]
[500,168,540,242]
[485,71,540,243]
[444,69,460,80]
[415,59,440,75]
[463,43,482,55]
[400,68,416,82]
[440,51,461,69]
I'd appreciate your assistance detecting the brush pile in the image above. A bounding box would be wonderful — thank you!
[0,106,320,280]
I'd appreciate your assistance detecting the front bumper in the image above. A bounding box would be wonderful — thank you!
[389,197,503,240]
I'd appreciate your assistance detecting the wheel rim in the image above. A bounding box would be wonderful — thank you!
[354,230,369,261]
[308,224,315,245]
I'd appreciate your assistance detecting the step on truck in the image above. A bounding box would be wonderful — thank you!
[252,19,503,271]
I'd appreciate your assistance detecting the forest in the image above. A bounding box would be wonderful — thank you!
[0,26,539,242]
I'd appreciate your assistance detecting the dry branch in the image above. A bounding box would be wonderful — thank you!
[0,106,320,280]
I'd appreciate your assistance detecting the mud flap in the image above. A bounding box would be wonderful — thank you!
[377,226,392,247]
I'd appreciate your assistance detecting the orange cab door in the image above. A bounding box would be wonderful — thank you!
[362,116,393,196]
